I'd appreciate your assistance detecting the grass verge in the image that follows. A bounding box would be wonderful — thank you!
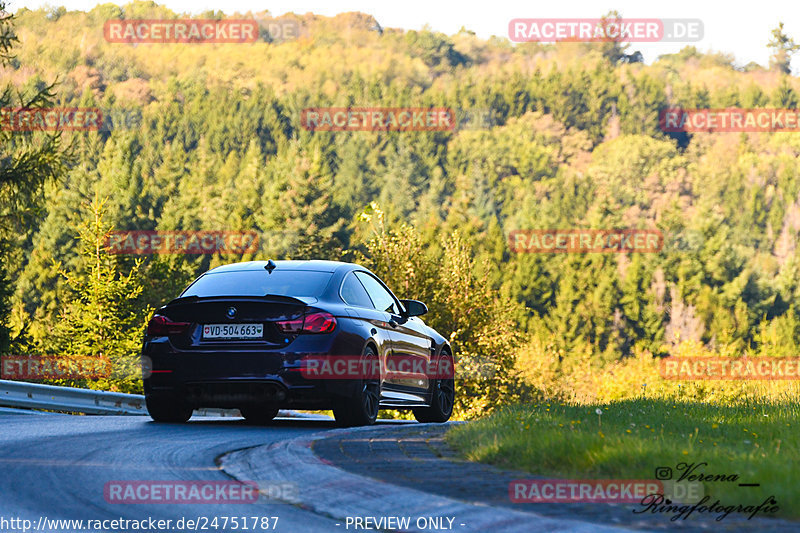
[446,398,798,519]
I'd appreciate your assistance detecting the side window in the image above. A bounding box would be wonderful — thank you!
[340,272,374,308]
[354,272,399,314]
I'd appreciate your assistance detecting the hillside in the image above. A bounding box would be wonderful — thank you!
[4,2,800,407]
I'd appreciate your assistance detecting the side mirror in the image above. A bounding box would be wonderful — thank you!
[400,299,428,317]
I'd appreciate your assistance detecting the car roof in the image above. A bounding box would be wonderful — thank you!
[207,260,360,274]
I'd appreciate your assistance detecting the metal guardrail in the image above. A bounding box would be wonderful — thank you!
[0,379,239,417]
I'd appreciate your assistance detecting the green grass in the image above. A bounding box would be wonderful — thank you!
[446,398,799,519]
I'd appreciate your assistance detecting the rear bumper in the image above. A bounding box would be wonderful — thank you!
[144,374,358,409]
[142,336,363,409]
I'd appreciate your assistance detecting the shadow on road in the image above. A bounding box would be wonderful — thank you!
[148,416,417,429]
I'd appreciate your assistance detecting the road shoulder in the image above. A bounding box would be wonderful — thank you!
[219,422,634,532]
[312,424,797,532]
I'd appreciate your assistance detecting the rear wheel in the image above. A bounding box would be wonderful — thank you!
[333,346,380,427]
[240,405,280,425]
[413,352,455,423]
[146,394,192,423]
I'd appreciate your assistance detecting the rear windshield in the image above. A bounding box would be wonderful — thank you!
[181,270,332,298]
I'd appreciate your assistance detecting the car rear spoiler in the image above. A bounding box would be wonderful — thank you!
[165,294,318,306]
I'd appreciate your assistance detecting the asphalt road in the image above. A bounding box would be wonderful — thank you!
[0,413,409,533]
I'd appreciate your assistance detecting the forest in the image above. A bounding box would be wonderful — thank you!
[3,2,800,416]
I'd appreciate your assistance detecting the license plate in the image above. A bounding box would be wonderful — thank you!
[202,323,263,340]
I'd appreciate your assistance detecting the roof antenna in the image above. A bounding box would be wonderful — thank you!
[265,259,277,274]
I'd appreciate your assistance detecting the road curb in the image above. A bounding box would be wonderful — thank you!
[219,423,636,532]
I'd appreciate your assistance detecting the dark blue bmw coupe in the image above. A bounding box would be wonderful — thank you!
[142,260,455,426]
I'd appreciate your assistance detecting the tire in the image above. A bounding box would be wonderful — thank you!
[333,346,380,427]
[413,352,455,423]
[240,405,280,425]
[146,394,192,423]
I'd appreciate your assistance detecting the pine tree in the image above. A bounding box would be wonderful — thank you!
[0,4,70,352]
[41,195,150,393]
[256,141,346,260]
[771,76,799,108]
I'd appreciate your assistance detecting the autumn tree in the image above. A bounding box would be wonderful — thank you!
[768,22,799,74]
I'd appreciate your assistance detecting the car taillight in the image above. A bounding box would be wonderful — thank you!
[303,312,337,333]
[276,312,336,334]
[147,314,191,336]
